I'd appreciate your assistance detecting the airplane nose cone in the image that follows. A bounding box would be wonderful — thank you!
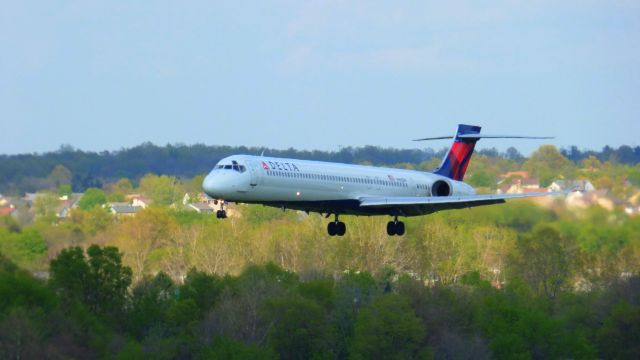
[202,174,222,197]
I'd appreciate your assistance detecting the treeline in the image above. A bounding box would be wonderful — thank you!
[1,141,638,194]
[0,143,441,194]
[1,243,639,359]
[562,144,640,165]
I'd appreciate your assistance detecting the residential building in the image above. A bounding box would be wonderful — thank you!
[549,180,595,192]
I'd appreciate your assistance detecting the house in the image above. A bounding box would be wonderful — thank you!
[126,194,150,208]
[0,194,15,216]
[624,205,640,216]
[565,190,621,210]
[23,193,39,206]
[109,204,143,217]
[497,171,546,194]
[0,194,8,207]
[57,193,83,218]
[188,203,214,214]
[549,180,595,192]
[0,206,14,217]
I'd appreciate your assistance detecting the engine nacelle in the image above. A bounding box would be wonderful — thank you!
[430,179,476,197]
[431,180,451,197]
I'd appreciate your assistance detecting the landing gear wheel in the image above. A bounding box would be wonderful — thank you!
[386,220,405,236]
[336,222,346,236]
[327,222,337,236]
[396,221,405,236]
[387,221,396,236]
[216,210,227,219]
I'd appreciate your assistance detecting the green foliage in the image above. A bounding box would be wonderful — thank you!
[297,279,335,310]
[349,293,425,360]
[32,191,59,220]
[466,170,494,188]
[48,164,72,189]
[244,204,293,224]
[198,337,277,360]
[508,225,570,299]
[127,272,176,339]
[180,269,224,315]
[58,184,72,196]
[139,174,182,206]
[0,228,47,271]
[0,215,20,233]
[629,164,640,186]
[0,261,56,313]
[77,188,107,210]
[523,145,573,186]
[262,295,330,360]
[2,245,639,359]
[596,300,640,359]
[49,245,132,319]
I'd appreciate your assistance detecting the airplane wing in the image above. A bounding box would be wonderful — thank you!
[358,192,565,215]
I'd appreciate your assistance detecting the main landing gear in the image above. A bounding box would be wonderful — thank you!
[386,216,405,236]
[327,214,346,237]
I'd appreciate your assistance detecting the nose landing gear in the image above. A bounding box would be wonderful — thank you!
[327,214,346,236]
[386,216,405,236]
[216,203,227,219]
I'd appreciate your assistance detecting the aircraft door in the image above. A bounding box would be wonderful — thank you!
[248,160,260,187]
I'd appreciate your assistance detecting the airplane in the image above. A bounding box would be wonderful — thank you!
[202,124,560,236]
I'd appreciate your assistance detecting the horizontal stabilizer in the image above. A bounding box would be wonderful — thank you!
[413,135,554,141]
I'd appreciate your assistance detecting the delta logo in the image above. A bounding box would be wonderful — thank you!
[262,161,301,172]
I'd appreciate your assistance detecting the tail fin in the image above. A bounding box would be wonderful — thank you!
[433,124,481,181]
[413,124,553,181]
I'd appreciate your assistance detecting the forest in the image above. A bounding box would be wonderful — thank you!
[1,143,640,358]
[1,200,639,359]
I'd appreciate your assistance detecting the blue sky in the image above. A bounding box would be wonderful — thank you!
[1,1,638,155]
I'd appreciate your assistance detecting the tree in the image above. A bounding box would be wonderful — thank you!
[349,293,426,360]
[58,184,72,197]
[49,245,132,319]
[48,165,72,189]
[581,155,602,171]
[32,192,59,220]
[139,174,182,206]
[467,171,494,188]
[77,188,107,210]
[261,295,329,360]
[0,229,47,271]
[111,208,177,282]
[504,147,524,162]
[508,226,570,299]
[114,178,134,194]
[523,145,573,186]
[198,337,276,360]
[596,301,640,359]
[127,272,176,339]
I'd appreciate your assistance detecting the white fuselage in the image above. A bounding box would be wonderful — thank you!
[202,155,475,216]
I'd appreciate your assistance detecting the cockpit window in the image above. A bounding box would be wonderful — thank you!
[217,163,247,172]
